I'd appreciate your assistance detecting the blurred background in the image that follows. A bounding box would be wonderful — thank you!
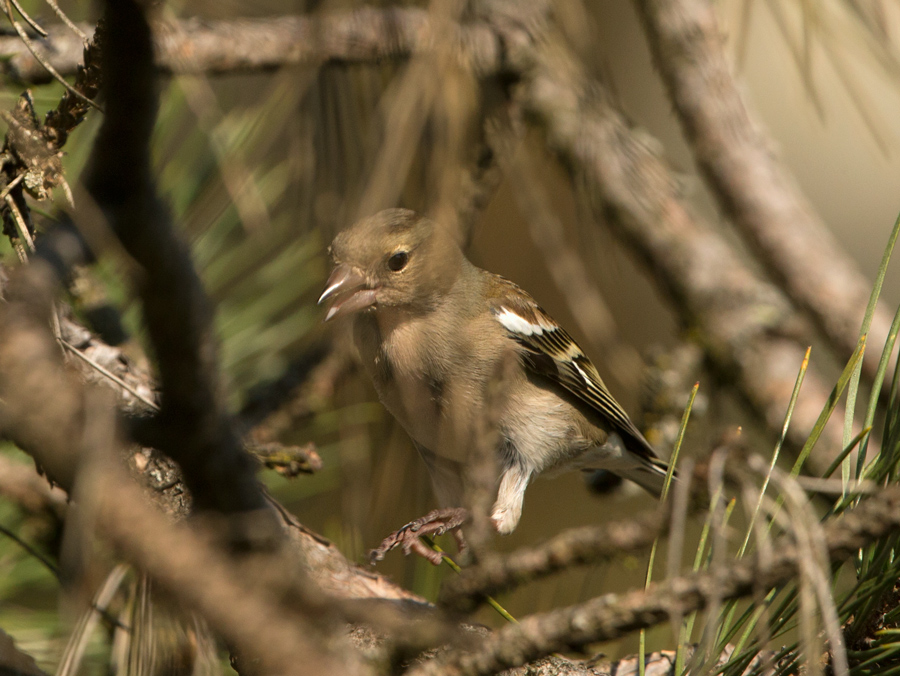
[1,0,900,670]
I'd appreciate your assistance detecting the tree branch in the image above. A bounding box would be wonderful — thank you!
[634,0,893,384]
[0,9,504,83]
[411,483,900,676]
[441,509,665,613]
[513,29,848,469]
[82,0,271,525]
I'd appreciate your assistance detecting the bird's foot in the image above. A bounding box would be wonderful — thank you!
[369,508,469,565]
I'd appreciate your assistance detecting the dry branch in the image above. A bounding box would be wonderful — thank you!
[512,30,847,469]
[441,509,665,613]
[0,9,504,82]
[411,483,900,676]
[82,0,271,525]
[634,0,893,383]
[0,452,67,518]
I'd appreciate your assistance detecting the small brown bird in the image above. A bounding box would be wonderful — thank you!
[319,209,669,562]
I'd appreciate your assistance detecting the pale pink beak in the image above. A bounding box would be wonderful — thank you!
[317,264,377,321]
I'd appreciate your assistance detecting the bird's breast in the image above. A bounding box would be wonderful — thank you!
[354,311,452,456]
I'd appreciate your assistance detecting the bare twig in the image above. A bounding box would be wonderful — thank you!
[43,0,88,41]
[6,0,47,37]
[0,522,59,577]
[4,191,34,252]
[2,0,101,111]
[61,338,160,412]
[441,510,665,613]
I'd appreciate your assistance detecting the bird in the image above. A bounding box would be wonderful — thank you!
[318,208,670,563]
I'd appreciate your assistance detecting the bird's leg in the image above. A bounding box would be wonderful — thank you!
[368,507,470,565]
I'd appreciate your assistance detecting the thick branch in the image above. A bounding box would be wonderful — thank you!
[83,0,269,522]
[89,457,364,676]
[412,484,900,676]
[634,0,893,382]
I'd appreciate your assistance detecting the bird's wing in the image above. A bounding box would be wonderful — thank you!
[487,276,662,465]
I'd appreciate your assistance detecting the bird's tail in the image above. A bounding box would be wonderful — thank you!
[616,455,671,498]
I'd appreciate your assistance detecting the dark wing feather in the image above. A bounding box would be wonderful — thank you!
[488,276,662,464]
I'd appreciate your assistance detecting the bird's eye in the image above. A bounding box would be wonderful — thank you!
[388,251,409,272]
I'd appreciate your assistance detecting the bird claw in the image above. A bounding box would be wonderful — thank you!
[368,508,469,566]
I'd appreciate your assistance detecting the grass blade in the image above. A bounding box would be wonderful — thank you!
[856,302,900,479]
[639,382,698,676]
[844,211,900,489]
[791,335,867,480]
[740,347,811,557]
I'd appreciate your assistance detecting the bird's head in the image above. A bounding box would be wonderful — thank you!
[318,208,463,321]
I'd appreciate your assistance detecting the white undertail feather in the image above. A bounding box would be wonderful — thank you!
[491,463,533,534]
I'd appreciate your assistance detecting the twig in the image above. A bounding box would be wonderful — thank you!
[43,0,87,41]
[0,173,23,201]
[4,192,35,252]
[60,339,160,411]
[0,522,60,577]
[7,0,47,37]
[440,510,665,613]
[2,0,101,112]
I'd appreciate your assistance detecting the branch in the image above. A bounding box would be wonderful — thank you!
[0,453,67,519]
[82,0,270,524]
[411,483,900,676]
[0,9,504,83]
[88,452,366,676]
[634,0,893,384]
[441,509,665,613]
[514,30,847,470]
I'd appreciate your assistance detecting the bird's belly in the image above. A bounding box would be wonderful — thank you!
[501,385,596,474]
[373,370,444,452]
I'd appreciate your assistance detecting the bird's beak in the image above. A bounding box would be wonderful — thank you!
[318,264,377,321]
